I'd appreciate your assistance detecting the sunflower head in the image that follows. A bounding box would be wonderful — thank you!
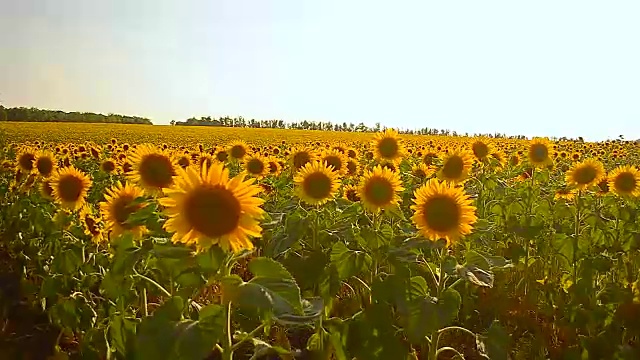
[343,184,361,202]
[320,149,348,175]
[294,161,341,205]
[566,158,605,190]
[243,154,269,179]
[228,141,250,161]
[79,206,103,243]
[358,165,404,213]
[267,157,282,175]
[34,150,56,177]
[470,139,494,162]
[50,166,92,210]
[40,178,55,200]
[100,181,148,240]
[16,147,37,172]
[410,178,477,246]
[608,165,640,197]
[437,149,473,184]
[554,185,576,202]
[528,138,553,168]
[176,154,191,169]
[412,163,434,181]
[101,159,117,174]
[372,128,405,163]
[346,159,360,177]
[422,151,438,166]
[158,162,265,252]
[128,144,177,193]
[290,147,316,171]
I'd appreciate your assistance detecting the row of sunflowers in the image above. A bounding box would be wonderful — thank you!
[1,126,639,359]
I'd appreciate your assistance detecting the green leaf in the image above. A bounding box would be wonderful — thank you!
[175,305,225,360]
[465,250,491,271]
[109,315,136,355]
[476,320,510,360]
[274,297,324,326]
[551,233,574,269]
[331,242,372,280]
[228,258,303,316]
[152,243,194,259]
[249,338,291,360]
[405,288,461,343]
[195,245,226,275]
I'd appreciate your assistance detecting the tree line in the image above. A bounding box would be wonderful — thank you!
[0,106,152,125]
[170,115,528,139]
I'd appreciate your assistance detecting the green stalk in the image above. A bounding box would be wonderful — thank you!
[428,248,448,360]
[573,191,581,285]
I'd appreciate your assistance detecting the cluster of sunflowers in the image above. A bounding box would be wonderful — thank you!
[2,129,640,256]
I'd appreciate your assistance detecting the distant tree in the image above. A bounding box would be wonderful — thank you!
[0,106,6,122]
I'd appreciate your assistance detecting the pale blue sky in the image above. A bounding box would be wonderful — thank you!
[1,1,639,140]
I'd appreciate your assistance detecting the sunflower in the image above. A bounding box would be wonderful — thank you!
[266,157,282,176]
[608,165,640,197]
[128,144,177,193]
[343,184,361,202]
[358,165,404,212]
[228,141,250,161]
[100,159,117,174]
[346,159,360,177]
[470,138,494,162]
[243,154,269,179]
[437,149,473,184]
[566,158,605,191]
[100,181,147,240]
[199,153,216,170]
[158,163,265,252]
[290,146,316,171]
[79,206,103,243]
[294,161,341,205]
[596,178,610,196]
[176,154,191,169]
[411,178,477,245]
[372,128,405,163]
[16,147,37,172]
[34,150,56,177]
[320,149,348,175]
[215,148,229,163]
[554,186,575,201]
[50,166,92,210]
[346,147,359,159]
[527,138,553,168]
[422,150,438,166]
[40,179,55,200]
[411,163,433,180]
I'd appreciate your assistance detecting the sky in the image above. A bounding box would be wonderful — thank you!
[1,0,639,141]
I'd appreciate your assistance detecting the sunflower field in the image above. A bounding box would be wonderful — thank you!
[1,123,639,360]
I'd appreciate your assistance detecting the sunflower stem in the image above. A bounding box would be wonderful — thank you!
[523,166,535,296]
[573,191,581,285]
[428,247,448,360]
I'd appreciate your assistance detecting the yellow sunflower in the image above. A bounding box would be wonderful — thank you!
[343,184,361,202]
[320,149,348,175]
[345,158,360,177]
[411,163,434,181]
[470,138,494,162]
[227,141,250,161]
[437,149,473,184]
[40,178,55,200]
[608,165,640,197]
[294,161,341,205]
[16,147,37,173]
[34,150,56,177]
[358,165,404,212]
[554,186,576,202]
[266,156,282,176]
[290,146,316,171]
[411,178,477,245]
[243,154,269,179]
[372,128,405,164]
[50,166,92,210]
[100,181,148,240]
[527,138,553,168]
[421,150,439,166]
[566,158,605,191]
[158,163,265,252]
[79,206,103,243]
[176,154,191,169]
[100,159,118,174]
[128,144,177,193]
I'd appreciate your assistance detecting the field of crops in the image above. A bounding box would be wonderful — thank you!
[1,122,639,360]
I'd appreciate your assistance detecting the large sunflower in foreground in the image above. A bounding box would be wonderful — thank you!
[100,181,147,240]
[608,165,640,197]
[50,166,92,210]
[34,150,56,177]
[128,144,177,194]
[158,163,265,252]
[358,165,404,212]
[372,128,405,164]
[566,158,605,191]
[294,161,341,205]
[437,149,473,184]
[411,178,477,245]
[527,138,553,168]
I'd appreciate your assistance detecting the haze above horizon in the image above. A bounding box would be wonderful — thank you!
[1,1,639,141]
